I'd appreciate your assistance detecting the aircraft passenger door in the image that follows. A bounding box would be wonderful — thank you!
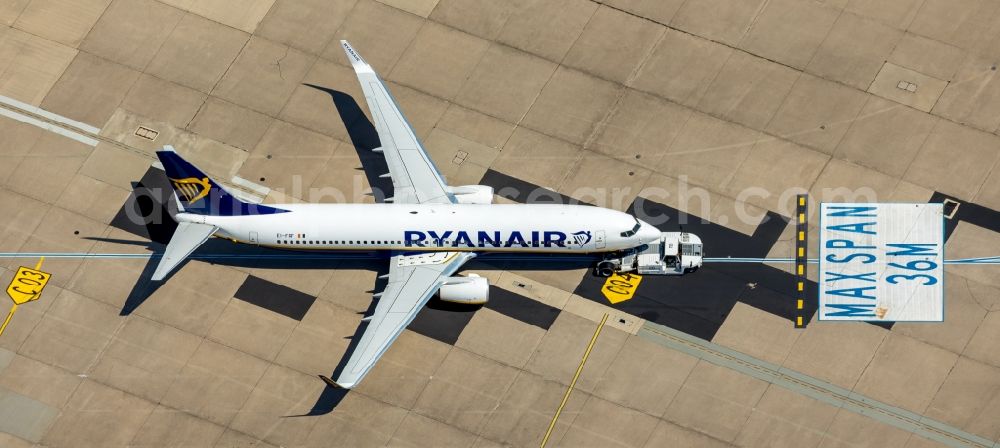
[249,231,258,244]
[595,230,605,249]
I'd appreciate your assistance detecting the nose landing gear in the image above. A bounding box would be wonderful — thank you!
[595,261,616,277]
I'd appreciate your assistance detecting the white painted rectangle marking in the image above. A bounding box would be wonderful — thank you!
[0,106,98,146]
[0,94,99,134]
[819,203,944,322]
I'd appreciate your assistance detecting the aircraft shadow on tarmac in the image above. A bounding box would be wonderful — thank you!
[103,86,575,414]
[104,167,569,415]
[101,86,885,414]
[97,79,1000,415]
[303,84,394,201]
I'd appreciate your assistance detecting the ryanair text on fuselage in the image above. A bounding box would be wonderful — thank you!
[403,230,592,248]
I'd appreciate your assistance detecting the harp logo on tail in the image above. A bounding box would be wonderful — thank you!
[170,177,212,204]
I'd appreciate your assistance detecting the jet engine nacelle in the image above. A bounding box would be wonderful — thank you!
[448,185,494,205]
[438,274,489,304]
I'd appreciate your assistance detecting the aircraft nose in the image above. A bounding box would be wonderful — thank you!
[637,221,661,242]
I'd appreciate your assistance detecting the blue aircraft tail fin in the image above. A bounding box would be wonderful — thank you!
[156,146,287,216]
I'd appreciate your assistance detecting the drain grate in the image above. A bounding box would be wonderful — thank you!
[895,80,918,93]
[134,125,159,141]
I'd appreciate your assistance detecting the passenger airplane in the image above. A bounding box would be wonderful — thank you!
[151,41,703,389]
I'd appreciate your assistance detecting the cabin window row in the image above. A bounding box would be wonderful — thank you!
[277,240,405,245]
[276,240,467,245]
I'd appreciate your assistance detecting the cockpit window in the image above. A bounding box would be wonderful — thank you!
[620,219,642,237]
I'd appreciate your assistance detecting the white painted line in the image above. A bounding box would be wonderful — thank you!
[0,95,100,134]
[228,187,265,204]
[0,107,98,146]
[230,175,271,197]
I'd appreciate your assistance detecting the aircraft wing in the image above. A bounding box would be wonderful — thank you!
[331,251,475,388]
[340,40,455,205]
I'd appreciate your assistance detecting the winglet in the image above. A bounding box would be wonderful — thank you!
[340,40,373,73]
[319,375,353,389]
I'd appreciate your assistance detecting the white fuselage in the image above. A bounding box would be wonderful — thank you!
[179,203,663,253]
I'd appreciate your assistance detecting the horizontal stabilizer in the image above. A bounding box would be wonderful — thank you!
[152,222,218,281]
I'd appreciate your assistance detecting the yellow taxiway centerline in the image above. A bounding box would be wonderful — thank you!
[0,304,16,336]
[540,313,609,448]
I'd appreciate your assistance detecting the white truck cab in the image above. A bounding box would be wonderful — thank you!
[595,232,703,276]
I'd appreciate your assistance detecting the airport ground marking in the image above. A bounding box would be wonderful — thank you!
[601,273,642,304]
[540,313,608,448]
[0,95,99,146]
[0,257,49,337]
[794,194,808,328]
[0,96,271,202]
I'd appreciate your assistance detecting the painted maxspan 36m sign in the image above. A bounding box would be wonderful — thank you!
[819,203,944,322]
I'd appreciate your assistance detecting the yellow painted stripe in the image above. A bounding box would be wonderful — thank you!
[796,316,803,326]
[797,299,803,309]
[541,313,608,448]
[797,264,804,275]
[798,231,805,241]
[797,282,804,292]
[34,257,44,270]
[799,213,805,223]
[798,247,805,257]
[799,197,805,206]
[0,304,17,337]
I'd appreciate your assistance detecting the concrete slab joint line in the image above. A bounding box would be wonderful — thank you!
[638,322,1000,448]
